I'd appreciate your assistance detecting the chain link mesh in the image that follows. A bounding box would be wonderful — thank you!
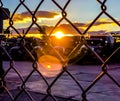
[0,0,120,101]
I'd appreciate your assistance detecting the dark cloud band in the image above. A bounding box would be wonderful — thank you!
[13,10,59,21]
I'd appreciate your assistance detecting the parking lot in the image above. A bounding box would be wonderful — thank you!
[0,32,120,101]
[0,61,119,101]
[2,33,120,63]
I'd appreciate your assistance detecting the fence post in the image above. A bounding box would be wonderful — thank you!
[0,7,10,93]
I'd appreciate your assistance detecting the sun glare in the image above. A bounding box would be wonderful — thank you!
[54,31,64,39]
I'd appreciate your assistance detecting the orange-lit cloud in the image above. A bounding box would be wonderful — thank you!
[80,18,120,32]
[13,11,60,21]
[4,16,120,36]
[4,11,61,28]
[94,18,113,26]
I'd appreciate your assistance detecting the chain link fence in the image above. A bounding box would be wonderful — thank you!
[0,0,120,101]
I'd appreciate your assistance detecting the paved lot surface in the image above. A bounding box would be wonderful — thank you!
[0,61,120,101]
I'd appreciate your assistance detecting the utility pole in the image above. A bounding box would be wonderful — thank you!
[0,7,10,93]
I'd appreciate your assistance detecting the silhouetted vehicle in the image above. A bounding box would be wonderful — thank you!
[6,34,115,63]
[110,34,120,62]
[8,39,29,61]
[76,34,115,64]
[9,37,46,61]
[86,34,114,57]
[112,34,120,49]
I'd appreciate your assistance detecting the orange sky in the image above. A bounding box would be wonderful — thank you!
[4,11,120,36]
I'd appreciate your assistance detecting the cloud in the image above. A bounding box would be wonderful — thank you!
[94,18,113,26]
[88,30,106,34]
[79,18,120,32]
[82,18,114,27]
[22,11,59,18]
[13,10,60,22]
[6,16,120,35]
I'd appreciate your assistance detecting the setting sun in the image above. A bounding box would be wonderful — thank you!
[54,31,64,39]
